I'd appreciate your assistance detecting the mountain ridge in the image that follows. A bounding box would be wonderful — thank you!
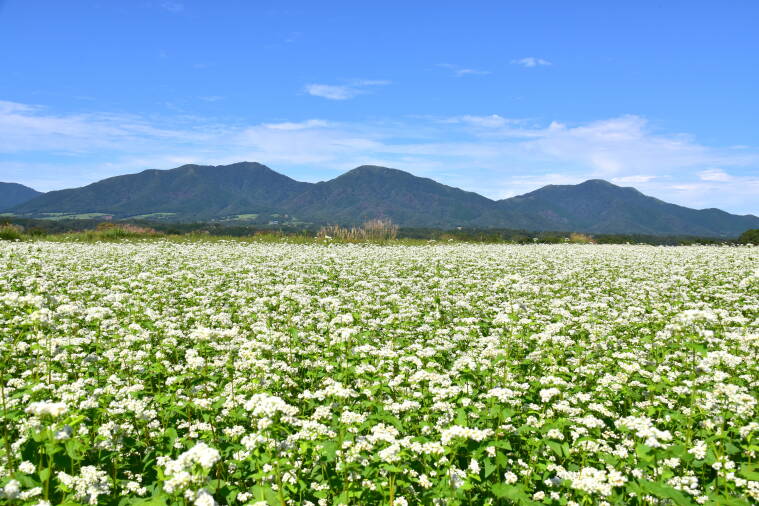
[8,162,759,237]
[0,182,43,211]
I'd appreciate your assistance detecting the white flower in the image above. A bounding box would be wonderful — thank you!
[2,480,21,499]
[25,401,68,418]
[244,393,298,418]
[194,489,215,506]
[615,416,672,448]
[56,466,110,505]
[19,487,43,500]
[161,442,221,494]
[449,467,466,489]
[688,440,707,460]
[539,388,561,403]
[19,461,36,474]
[440,425,494,445]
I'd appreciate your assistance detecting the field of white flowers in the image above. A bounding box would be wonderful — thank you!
[0,241,757,506]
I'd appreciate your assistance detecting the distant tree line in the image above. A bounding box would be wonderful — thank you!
[1,217,757,245]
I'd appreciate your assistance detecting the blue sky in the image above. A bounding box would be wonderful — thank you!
[1,1,757,213]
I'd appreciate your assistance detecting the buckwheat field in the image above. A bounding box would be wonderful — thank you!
[1,241,757,506]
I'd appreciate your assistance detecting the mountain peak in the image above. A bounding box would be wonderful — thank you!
[579,179,616,187]
[342,165,409,177]
[219,161,271,170]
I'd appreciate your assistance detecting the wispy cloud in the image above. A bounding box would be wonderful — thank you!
[511,57,551,67]
[160,1,184,13]
[698,168,732,181]
[262,119,330,130]
[437,63,491,77]
[304,80,390,100]
[443,114,519,129]
[611,175,657,184]
[1,99,757,213]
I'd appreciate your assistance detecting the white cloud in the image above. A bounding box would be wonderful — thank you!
[160,1,184,13]
[263,119,330,130]
[511,57,551,67]
[352,79,392,86]
[437,64,491,77]
[304,80,390,100]
[304,84,354,100]
[0,100,757,213]
[612,175,657,184]
[698,168,732,181]
[445,115,510,128]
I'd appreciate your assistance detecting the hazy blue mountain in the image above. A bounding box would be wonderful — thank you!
[10,162,759,236]
[497,179,759,237]
[0,182,42,212]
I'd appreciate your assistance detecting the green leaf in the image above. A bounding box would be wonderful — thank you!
[124,496,169,506]
[725,441,740,455]
[491,483,539,505]
[684,342,707,356]
[545,440,563,458]
[484,459,497,478]
[321,440,339,462]
[494,440,512,450]
[250,485,279,504]
[639,480,693,506]
[668,444,687,458]
[740,463,759,481]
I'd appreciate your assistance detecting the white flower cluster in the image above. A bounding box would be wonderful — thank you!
[25,401,68,418]
[554,466,627,497]
[244,393,298,418]
[440,425,494,445]
[160,442,221,494]
[57,466,111,505]
[615,416,672,448]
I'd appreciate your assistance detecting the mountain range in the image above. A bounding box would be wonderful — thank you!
[3,162,758,237]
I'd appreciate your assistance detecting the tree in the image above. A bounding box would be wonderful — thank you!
[738,229,759,245]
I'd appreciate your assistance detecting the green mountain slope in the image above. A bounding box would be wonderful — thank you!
[283,165,496,227]
[0,182,42,211]
[10,163,759,236]
[12,162,310,220]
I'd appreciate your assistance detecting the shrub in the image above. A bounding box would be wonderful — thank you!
[318,218,398,242]
[362,218,399,241]
[27,227,48,237]
[0,223,23,241]
[738,228,759,245]
[78,223,161,241]
[569,232,595,244]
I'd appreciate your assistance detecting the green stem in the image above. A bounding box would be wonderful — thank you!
[0,375,14,472]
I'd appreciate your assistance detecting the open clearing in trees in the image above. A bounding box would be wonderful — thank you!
[0,242,757,505]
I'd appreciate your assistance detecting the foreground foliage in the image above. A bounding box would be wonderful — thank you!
[0,242,757,505]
